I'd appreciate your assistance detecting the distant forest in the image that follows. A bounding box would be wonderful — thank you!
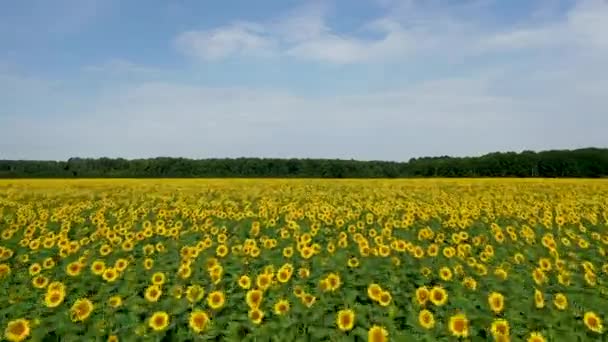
[1,148,607,178]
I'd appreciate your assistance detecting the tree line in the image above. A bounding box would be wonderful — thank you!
[1,148,607,178]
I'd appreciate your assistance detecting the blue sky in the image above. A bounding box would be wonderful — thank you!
[1,0,607,160]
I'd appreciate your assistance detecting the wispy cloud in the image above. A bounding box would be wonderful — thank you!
[173,0,608,64]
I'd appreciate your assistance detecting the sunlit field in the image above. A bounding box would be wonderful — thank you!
[1,179,607,341]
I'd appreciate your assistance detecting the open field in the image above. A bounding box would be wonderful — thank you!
[1,179,607,341]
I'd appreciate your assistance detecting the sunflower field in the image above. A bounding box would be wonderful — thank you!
[1,179,607,342]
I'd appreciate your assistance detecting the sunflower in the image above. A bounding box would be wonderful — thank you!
[491,319,510,339]
[527,332,546,342]
[293,286,304,298]
[583,311,603,333]
[207,291,225,310]
[273,299,290,315]
[143,258,154,270]
[151,272,166,285]
[538,258,552,271]
[4,318,30,342]
[246,289,263,308]
[43,257,55,269]
[326,273,341,291]
[107,335,118,342]
[215,244,228,257]
[439,267,453,281]
[256,273,272,291]
[418,309,435,329]
[336,309,355,331]
[108,295,122,308]
[189,310,209,333]
[91,261,106,275]
[277,269,292,283]
[102,268,119,282]
[488,292,505,314]
[532,268,547,285]
[463,276,477,290]
[368,325,388,342]
[449,313,469,338]
[0,264,11,278]
[114,258,128,272]
[185,284,205,303]
[347,257,359,268]
[178,265,192,279]
[28,263,42,276]
[248,308,264,324]
[416,286,430,305]
[145,285,162,302]
[302,293,316,308]
[44,289,65,308]
[430,286,448,306]
[378,291,392,307]
[368,284,383,302]
[238,275,251,289]
[553,293,568,310]
[534,289,544,309]
[32,275,49,289]
[148,311,170,331]
[70,298,94,322]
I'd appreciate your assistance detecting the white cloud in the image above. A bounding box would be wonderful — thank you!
[173,0,608,64]
[175,23,277,61]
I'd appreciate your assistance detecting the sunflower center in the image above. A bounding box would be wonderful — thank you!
[9,322,26,335]
[454,319,466,332]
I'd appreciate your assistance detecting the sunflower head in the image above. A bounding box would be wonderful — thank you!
[368,325,388,342]
[148,311,170,332]
[448,313,469,338]
[336,309,355,332]
[584,311,603,333]
[4,318,30,342]
[189,310,209,334]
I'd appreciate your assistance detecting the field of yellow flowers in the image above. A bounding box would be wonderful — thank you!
[1,178,607,341]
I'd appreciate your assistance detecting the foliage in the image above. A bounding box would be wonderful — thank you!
[1,148,608,178]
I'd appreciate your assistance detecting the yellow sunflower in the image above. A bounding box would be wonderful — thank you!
[430,286,448,306]
[336,309,355,331]
[418,309,435,329]
[44,289,65,308]
[448,313,469,338]
[151,272,166,285]
[378,291,392,307]
[527,332,546,342]
[368,325,388,342]
[238,275,251,289]
[189,310,209,333]
[4,318,30,342]
[248,308,264,324]
[108,295,122,308]
[368,284,383,302]
[553,293,568,310]
[490,319,510,339]
[415,286,430,306]
[186,285,205,303]
[584,311,603,333]
[207,291,225,310]
[70,298,94,322]
[145,285,162,302]
[488,292,505,314]
[246,289,263,308]
[148,311,170,331]
[273,299,290,315]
